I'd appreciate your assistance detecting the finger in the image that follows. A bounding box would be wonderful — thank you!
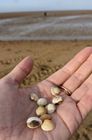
[63,53,92,93]
[71,54,92,101]
[47,47,92,85]
[57,96,82,134]
[71,74,92,119]
[76,89,92,119]
[6,56,33,84]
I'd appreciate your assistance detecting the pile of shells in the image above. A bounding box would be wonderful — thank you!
[26,86,63,132]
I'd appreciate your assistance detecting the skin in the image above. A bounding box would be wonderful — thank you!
[0,47,92,140]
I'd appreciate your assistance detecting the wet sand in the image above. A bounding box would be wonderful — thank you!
[0,12,92,41]
[0,40,92,140]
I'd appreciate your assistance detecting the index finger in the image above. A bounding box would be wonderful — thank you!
[47,47,92,85]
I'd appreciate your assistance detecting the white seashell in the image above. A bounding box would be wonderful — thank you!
[37,98,48,106]
[51,86,61,96]
[30,93,39,101]
[46,103,56,114]
[26,117,42,129]
[52,96,63,104]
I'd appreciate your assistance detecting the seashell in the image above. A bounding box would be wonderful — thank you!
[51,86,61,96]
[46,103,56,114]
[40,114,52,121]
[36,106,47,116]
[30,93,39,101]
[37,98,48,106]
[26,117,42,129]
[41,119,55,131]
[52,96,63,104]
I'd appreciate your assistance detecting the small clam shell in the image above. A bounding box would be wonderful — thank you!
[37,98,48,106]
[30,93,39,101]
[52,96,63,104]
[40,114,52,121]
[26,117,42,129]
[46,103,56,114]
[41,119,55,131]
[51,86,61,96]
[36,106,47,116]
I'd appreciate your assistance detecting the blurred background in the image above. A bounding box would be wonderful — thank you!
[0,0,92,139]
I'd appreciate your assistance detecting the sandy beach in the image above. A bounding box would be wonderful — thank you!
[0,11,92,140]
[0,40,92,140]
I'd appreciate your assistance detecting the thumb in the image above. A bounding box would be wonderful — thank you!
[6,56,33,85]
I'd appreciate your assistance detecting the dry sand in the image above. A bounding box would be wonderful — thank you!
[0,40,92,140]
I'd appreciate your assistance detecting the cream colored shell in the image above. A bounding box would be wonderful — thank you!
[46,103,56,114]
[52,96,63,104]
[41,119,55,131]
[37,98,48,106]
[51,86,61,96]
[36,106,47,116]
[40,114,52,121]
[30,93,39,101]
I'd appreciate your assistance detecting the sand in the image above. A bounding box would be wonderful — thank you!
[0,10,92,139]
[1,10,92,19]
[0,13,92,41]
[0,40,92,139]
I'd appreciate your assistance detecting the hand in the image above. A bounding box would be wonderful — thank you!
[0,47,92,140]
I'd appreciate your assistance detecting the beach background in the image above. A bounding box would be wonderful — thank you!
[0,11,92,140]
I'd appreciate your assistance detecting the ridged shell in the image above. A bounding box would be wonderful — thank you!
[41,119,55,131]
[52,96,63,104]
[40,114,52,121]
[51,86,61,96]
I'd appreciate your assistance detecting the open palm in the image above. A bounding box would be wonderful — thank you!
[0,47,92,140]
